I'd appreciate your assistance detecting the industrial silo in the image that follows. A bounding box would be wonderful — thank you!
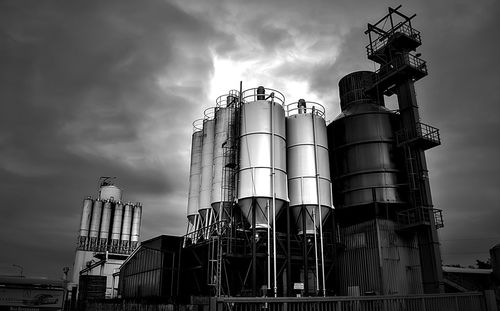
[130,204,142,249]
[198,112,216,233]
[89,199,103,248]
[110,202,123,252]
[328,71,422,295]
[286,100,333,296]
[78,197,93,249]
[211,92,238,223]
[328,71,404,209]
[237,86,288,230]
[286,100,333,235]
[186,120,203,235]
[121,203,133,252]
[99,200,113,250]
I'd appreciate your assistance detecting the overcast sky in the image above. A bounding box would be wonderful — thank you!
[0,0,499,279]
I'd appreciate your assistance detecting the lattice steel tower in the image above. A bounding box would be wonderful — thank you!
[365,5,444,293]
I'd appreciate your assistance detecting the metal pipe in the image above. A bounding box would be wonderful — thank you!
[270,93,277,297]
[312,108,326,296]
[312,206,319,294]
[267,200,271,293]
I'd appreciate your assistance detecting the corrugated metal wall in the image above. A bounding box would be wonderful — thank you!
[120,247,164,298]
[337,219,423,295]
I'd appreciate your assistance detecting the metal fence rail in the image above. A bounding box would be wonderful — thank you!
[215,292,489,311]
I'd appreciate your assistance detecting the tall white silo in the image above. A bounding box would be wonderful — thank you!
[78,197,93,249]
[99,184,122,201]
[110,202,123,252]
[186,120,203,235]
[130,204,142,249]
[211,93,238,223]
[286,100,333,235]
[89,199,103,248]
[99,200,113,250]
[198,112,216,231]
[237,86,288,230]
[121,203,133,252]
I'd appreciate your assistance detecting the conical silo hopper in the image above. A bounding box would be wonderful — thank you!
[237,86,288,230]
[186,120,203,235]
[286,100,333,235]
[211,92,238,223]
[198,113,216,231]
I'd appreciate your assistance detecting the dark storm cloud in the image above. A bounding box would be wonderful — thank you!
[0,0,224,277]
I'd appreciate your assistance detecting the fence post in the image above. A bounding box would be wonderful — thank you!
[484,290,498,311]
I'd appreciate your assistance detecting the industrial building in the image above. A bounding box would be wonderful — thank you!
[114,6,499,310]
[70,177,143,299]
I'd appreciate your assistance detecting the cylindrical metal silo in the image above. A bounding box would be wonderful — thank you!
[99,200,113,250]
[238,87,288,229]
[110,201,123,252]
[79,197,93,238]
[121,203,133,252]
[186,120,203,234]
[130,204,142,249]
[328,71,404,208]
[99,185,122,201]
[211,95,237,222]
[286,101,333,235]
[198,114,216,230]
[89,200,103,248]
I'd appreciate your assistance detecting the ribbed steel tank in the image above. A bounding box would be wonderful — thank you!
[99,185,122,201]
[286,100,333,235]
[211,92,238,222]
[130,204,142,248]
[89,199,103,239]
[110,201,123,250]
[328,71,403,208]
[186,120,203,231]
[238,86,288,229]
[198,112,216,227]
[79,197,93,237]
[99,200,113,241]
[121,203,133,247]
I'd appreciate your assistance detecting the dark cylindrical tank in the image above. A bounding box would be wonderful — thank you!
[328,71,404,208]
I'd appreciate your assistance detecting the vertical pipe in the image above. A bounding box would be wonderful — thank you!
[286,202,291,297]
[267,200,271,293]
[270,95,277,297]
[303,207,308,295]
[312,207,319,294]
[252,198,257,296]
[312,110,326,296]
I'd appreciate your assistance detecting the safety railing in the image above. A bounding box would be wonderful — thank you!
[375,53,427,82]
[396,122,441,148]
[366,21,422,57]
[214,292,489,311]
[397,207,444,229]
[286,101,326,118]
[241,87,285,106]
[216,90,240,108]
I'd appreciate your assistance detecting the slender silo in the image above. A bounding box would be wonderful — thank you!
[287,100,333,235]
[99,200,113,251]
[186,120,203,236]
[78,196,94,249]
[211,93,238,223]
[286,100,333,296]
[198,112,216,232]
[110,201,123,253]
[99,184,122,201]
[238,86,288,230]
[89,199,103,248]
[130,203,142,249]
[121,203,133,252]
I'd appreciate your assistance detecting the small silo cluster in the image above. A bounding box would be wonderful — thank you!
[72,180,143,298]
[77,184,142,254]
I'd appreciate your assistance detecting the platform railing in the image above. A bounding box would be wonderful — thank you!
[214,292,492,311]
